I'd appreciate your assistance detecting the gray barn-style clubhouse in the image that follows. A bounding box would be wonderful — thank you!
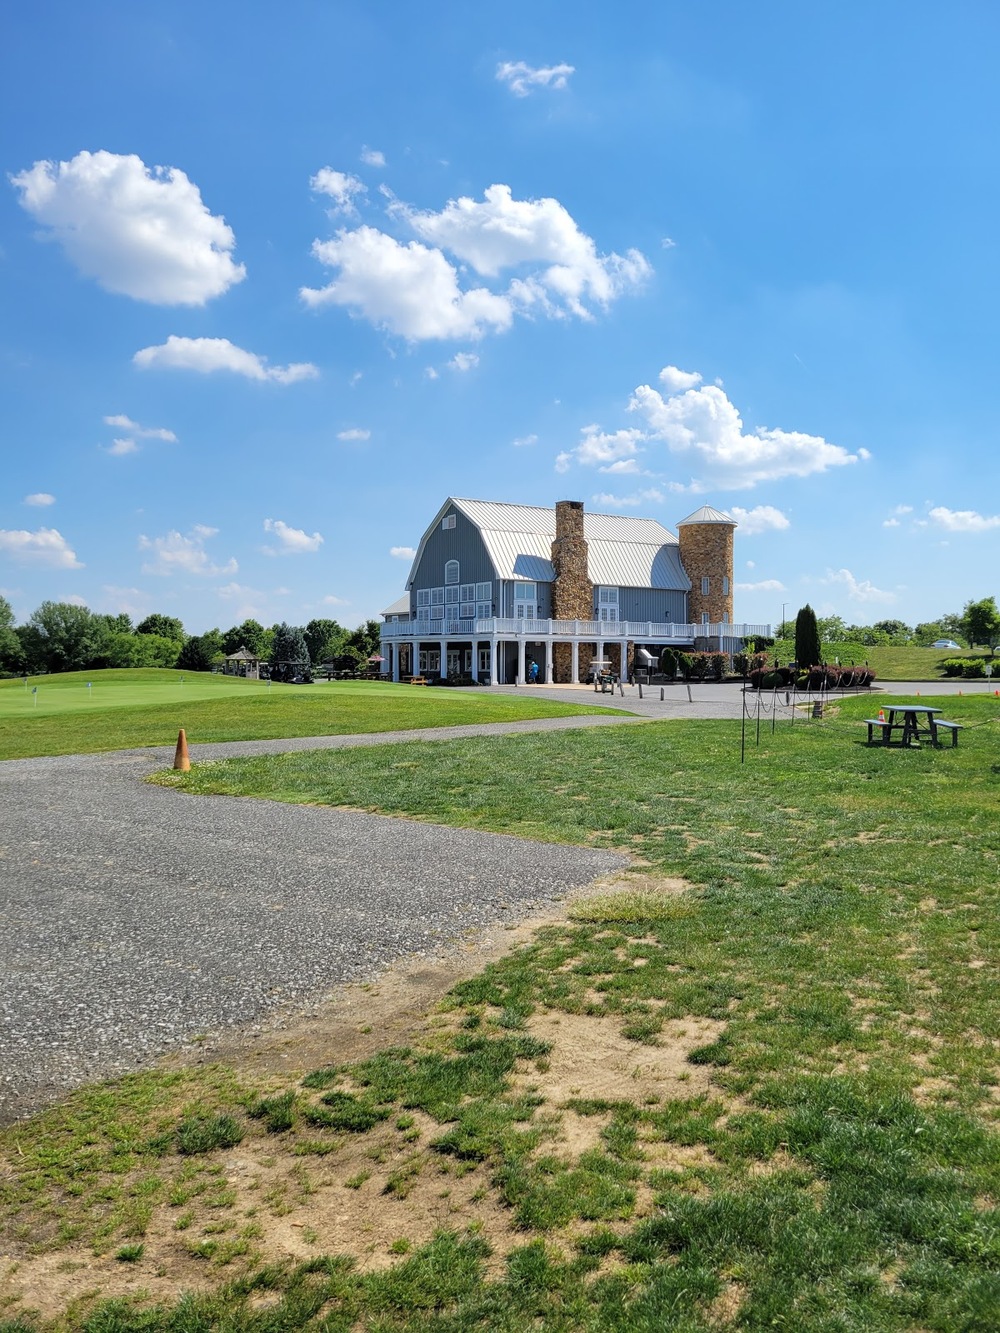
[380,497,770,685]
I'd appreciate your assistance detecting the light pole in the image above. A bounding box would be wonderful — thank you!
[781,603,787,640]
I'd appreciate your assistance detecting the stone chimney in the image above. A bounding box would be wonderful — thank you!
[551,500,593,620]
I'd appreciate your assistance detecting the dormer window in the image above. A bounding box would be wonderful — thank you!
[445,560,459,585]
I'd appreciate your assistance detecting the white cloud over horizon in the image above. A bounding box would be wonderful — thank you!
[822,567,895,604]
[337,427,371,441]
[24,493,55,506]
[103,414,177,441]
[0,527,82,569]
[134,336,318,384]
[390,546,416,559]
[736,578,787,592]
[11,150,245,305]
[730,505,790,535]
[261,518,324,555]
[139,525,237,577]
[495,61,575,96]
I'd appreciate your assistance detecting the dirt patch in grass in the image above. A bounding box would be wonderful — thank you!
[514,1009,724,1107]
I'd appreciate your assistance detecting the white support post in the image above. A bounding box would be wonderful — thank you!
[571,639,579,684]
[392,643,400,683]
[621,638,629,682]
[439,638,448,680]
[597,639,605,678]
[517,637,526,685]
[545,639,554,684]
[470,640,479,683]
[411,640,419,679]
[490,638,497,684]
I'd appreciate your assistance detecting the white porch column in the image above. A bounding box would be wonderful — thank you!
[571,639,580,684]
[411,640,419,679]
[439,638,448,680]
[545,639,554,684]
[621,638,629,682]
[392,643,400,683]
[470,640,479,682]
[597,639,605,678]
[517,637,526,685]
[490,638,498,684]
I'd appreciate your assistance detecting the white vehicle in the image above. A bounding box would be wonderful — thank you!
[931,639,961,649]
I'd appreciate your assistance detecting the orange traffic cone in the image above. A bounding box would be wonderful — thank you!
[173,728,191,772]
[878,708,885,722]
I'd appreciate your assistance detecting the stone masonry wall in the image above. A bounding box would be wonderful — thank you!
[679,524,735,623]
[551,500,594,682]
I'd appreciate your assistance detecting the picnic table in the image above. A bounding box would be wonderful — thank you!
[864,704,963,748]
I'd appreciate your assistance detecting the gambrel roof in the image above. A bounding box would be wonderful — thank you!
[406,498,690,591]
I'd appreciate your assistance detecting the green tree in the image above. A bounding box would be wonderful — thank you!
[794,604,821,667]
[0,595,24,673]
[346,618,382,661]
[270,623,311,682]
[27,601,111,673]
[177,629,224,672]
[873,619,912,644]
[304,618,346,665]
[136,613,186,642]
[962,596,1000,655]
[99,612,134,634]
[816,614,847,643]
[222,618,268,657]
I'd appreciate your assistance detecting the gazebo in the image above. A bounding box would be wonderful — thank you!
[223,646,261,680]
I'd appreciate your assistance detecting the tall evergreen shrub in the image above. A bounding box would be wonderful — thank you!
[795,604,822,667]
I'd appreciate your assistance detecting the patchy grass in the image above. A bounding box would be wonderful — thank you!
[2,695,999,1328]
[0,668,610,760]
[768,638,991,680]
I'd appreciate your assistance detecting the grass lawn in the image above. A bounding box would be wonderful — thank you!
[0,669,609,760]
[770,640,989,682]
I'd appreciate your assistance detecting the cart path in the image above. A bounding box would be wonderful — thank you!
[1,713,646,1124]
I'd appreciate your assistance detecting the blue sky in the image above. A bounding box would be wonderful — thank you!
[3,1,999,634]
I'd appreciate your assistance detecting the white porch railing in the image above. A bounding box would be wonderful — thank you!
[380,617,771,641]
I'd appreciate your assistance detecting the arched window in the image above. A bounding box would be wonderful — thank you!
[445,560,460,585]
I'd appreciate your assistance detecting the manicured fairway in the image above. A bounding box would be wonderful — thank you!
[0,669,609,760]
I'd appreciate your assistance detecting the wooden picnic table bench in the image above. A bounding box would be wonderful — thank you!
[409,676,429,686]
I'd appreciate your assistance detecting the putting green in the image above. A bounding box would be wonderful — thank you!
[0,668,271,718]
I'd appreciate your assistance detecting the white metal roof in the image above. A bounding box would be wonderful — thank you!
[676,504,736,526]
[381,593,411,617]
[444,498,690,590]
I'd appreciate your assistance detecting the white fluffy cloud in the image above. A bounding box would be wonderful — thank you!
[449,352,479,372]
[302,226,513,340]
[658,365,702,393]
[262,518,323,555]
[408,185,649,318]
[103,414,177,441]
[822,568,895,604]
[360,147,385,167]
[593,488,665,509]
[628,381,862,491]
[139,525,237,577]
[24,493,55,506]
[134,336,318,384]
[302,184,648,342]
[107,438,139,456]
[729,505,790,535]
[0,527,82,568]
[311,167,367,214]
[11,150,245,304]
[736,578,787,592]
[337,427,370,441]
[390,546,416,560]
[927,506,1000,533]
[496,61,575,96]
[513,434,537,448]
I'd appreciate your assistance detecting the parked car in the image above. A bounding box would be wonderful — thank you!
[931,639,961,649]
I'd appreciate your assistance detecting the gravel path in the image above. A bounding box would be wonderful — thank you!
[1,715,636,1124]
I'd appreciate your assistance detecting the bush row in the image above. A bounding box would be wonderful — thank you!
[747,664,876,691]
[941,656,996,679]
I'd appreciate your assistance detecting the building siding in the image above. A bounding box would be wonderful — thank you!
[410,505,497,609]
[616,587,689,622]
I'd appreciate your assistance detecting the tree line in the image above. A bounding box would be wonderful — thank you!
[0,598,382,677]
[775,598,1000,654]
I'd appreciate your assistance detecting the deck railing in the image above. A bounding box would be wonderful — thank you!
[380,618,771,641]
